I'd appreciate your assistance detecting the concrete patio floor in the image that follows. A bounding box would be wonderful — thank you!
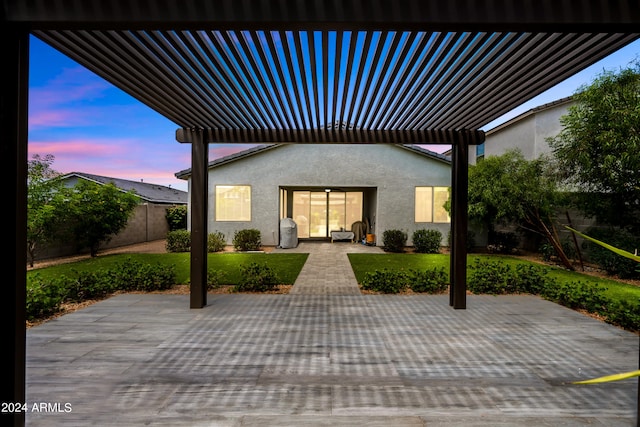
[25,243,638,426]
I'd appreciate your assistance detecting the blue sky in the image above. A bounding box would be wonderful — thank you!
[28,35,640,192]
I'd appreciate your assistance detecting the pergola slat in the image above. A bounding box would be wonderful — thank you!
[34,28,638,135]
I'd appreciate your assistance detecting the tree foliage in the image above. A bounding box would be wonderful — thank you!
[64,180,140,257]
[27,155,141,261]
[27,154,66,266]
[548,62,640,230]
[467,149,574,269]
[165,205,187,231]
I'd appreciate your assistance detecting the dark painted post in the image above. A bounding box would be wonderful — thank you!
[189,129,208,308]
[450,135,469,309]
[1,22,29,427]
[449,137,458,307]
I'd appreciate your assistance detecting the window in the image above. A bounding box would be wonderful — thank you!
[415,186,450,223]
[476,143,485,162]
[215,185,251,221]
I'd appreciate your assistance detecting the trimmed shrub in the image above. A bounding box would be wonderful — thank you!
[165,205,187,231]
[63,270,115,302]
[513,263,552,295]
[167,230,227,253]
[361,269,409,293]
[540,281,608,313]
[108,258,176,292]
[468,258,552,295]
[208,231,226,253]
[382,229,407,253]
[26,274,64,322]
[26,258,176,322]
[468,259,518,295]
[463,257,639,332]
[235,262,279,292]
[166,229,191,252]
[412,229,442,253]
[605,299,640,332]
[207,268,227,290]
[233,229,261,251]
[408,267,448,293]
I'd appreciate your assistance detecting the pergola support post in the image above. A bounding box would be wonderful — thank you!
[189,129,208,309]
[450,137,469,309]
[1,22,29,427]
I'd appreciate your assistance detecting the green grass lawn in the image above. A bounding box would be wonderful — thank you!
[347,253,640,303]
[28,252,309,285]
[30,251,638,302]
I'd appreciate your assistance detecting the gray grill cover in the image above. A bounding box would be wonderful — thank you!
[279,218,298,249]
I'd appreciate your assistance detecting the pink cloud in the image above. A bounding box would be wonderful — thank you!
[28,109,93,130]
[29,139,129,160]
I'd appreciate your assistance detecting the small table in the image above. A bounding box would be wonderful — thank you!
[330,230,354,243]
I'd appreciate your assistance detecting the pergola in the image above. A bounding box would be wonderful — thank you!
[3,1,639,425]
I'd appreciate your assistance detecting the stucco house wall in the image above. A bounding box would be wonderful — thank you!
[470,97,573,164]
[182,144,453,247]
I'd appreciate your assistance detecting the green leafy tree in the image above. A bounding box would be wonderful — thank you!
[466,149,574,270]
[548,62,640,230]
[27,154,67,266]
[65,180,140,257]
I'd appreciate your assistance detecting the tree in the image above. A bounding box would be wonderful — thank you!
[466,149,574,270]
[65,180,140,257]
[548,62,640,230]
[26,154,67,266]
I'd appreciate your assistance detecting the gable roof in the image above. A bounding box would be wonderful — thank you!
[61,172,188,204]
[485,96,574,135]
[174,143,450,180]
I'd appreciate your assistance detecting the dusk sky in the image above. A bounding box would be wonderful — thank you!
[28,35,640,193]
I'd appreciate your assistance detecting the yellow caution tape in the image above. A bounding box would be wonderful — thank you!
[573,369,640,384]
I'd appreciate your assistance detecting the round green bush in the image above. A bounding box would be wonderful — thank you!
[412,229,442,253]
[382,229,407,253]
[233,229,261,251]
[208,231,226,252]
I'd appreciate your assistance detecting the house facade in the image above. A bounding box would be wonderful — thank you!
[470,96,573,164]
[176,144,453,247]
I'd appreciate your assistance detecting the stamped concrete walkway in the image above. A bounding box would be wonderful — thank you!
[25,243,639,426]
[277,242,383,295]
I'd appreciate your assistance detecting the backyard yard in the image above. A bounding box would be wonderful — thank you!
[26,241,640,333]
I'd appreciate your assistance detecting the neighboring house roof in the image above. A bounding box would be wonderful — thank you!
[174,143,450,179]
[60,172,188,204]
[485,96,573,135]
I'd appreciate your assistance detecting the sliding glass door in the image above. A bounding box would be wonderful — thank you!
[292,190,363,239]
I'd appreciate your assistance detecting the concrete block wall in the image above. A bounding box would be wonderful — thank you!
[32,203,175,261]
